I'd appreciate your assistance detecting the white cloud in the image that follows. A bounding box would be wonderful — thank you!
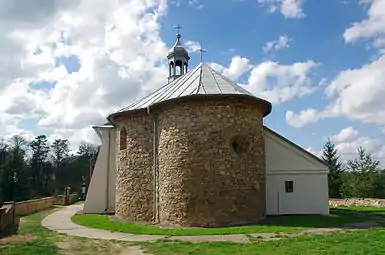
[171,0,181,7]
[373,37,385,48]
[343,0,385,44]
[208,56,253,81]
[329,126,359,143]
[210,58,319,105]
[245,60,319,104]
[263,35,292,54]
[208,62,225,73]
[290,54,385,128]
[335,136,381,160]
[286,108,320,128]
[0,0,169,149]
[188,0,204,9]
[306,147,322,157]
[185,40,201,53]
[287,0,385,130]
[223,56,253,80]
[257,0,305,19]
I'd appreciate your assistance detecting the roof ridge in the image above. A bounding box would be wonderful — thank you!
[202,62,253,96]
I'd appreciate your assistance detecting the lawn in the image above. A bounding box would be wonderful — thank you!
[72,209,364,236]
[3,205,385,255]
[142,228,385,255]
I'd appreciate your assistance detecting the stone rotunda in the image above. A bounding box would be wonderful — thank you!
[107,33,272,227]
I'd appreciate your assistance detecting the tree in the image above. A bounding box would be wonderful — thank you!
[72,142,100,194]
[78,142,99,158]
[0,135,30,202]
[0,138,8,201]
[51,139,70,192]
[322,139,343,198]
[345,147,379,198]
[29,135,50,196]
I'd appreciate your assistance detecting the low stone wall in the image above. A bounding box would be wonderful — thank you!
[330,198,385,207]
[54,193,78,205]
[14,197,56,216]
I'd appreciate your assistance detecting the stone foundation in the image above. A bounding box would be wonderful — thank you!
[330,198,385,207]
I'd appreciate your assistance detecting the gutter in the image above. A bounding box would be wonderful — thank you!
[147,106,158,223]
[105,128,111,212]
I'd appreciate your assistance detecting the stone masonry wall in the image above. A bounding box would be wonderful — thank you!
[156,97,266,227]
[114,112,154,221]
[14,197,56,216]
[330,198,385,207]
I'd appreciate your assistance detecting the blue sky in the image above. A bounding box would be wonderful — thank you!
[159,0,385,159]
[1,0,385,159]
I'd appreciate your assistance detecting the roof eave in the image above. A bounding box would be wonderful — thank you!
[109,94,272,120]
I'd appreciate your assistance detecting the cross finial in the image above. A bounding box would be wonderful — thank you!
[198,45,206,62]
[174,24,182,34]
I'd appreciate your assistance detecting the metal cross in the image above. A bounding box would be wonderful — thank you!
[198,45,206,62]
[174,24,182,34]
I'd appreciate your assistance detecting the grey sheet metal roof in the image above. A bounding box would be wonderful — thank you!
[115,62,262,113]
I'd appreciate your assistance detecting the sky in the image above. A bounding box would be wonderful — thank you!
[0,0,385,162]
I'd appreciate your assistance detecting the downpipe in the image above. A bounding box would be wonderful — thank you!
[147,106,158,223]
[105,129,111,213]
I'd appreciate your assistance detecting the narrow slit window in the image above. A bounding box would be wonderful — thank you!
[120,127,127,151]
[285,181,293,193]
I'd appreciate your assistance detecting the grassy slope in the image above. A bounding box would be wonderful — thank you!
[72,210,363,236]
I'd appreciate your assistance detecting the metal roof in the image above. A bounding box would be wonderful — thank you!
[116,62,260,113]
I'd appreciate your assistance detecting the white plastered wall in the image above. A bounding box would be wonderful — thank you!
[264,128,329,215]
[83,126,116,214]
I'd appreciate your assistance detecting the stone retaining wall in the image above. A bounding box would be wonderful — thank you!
[14,197,56,216]
[55,193,79,205]
[330,198,385,207]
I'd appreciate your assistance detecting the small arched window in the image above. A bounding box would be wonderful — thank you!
[175,60,183,75]
[169,61,174,76]
[120,127,127,151]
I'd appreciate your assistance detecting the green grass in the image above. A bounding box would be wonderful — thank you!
[0,209,61,255]
[3,205,385,254]
[142,228,385,255]
[72,210,363,236]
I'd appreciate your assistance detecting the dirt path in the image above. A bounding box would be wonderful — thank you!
[55,237,147,255]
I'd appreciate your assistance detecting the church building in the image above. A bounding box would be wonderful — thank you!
[84,32,330,227]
